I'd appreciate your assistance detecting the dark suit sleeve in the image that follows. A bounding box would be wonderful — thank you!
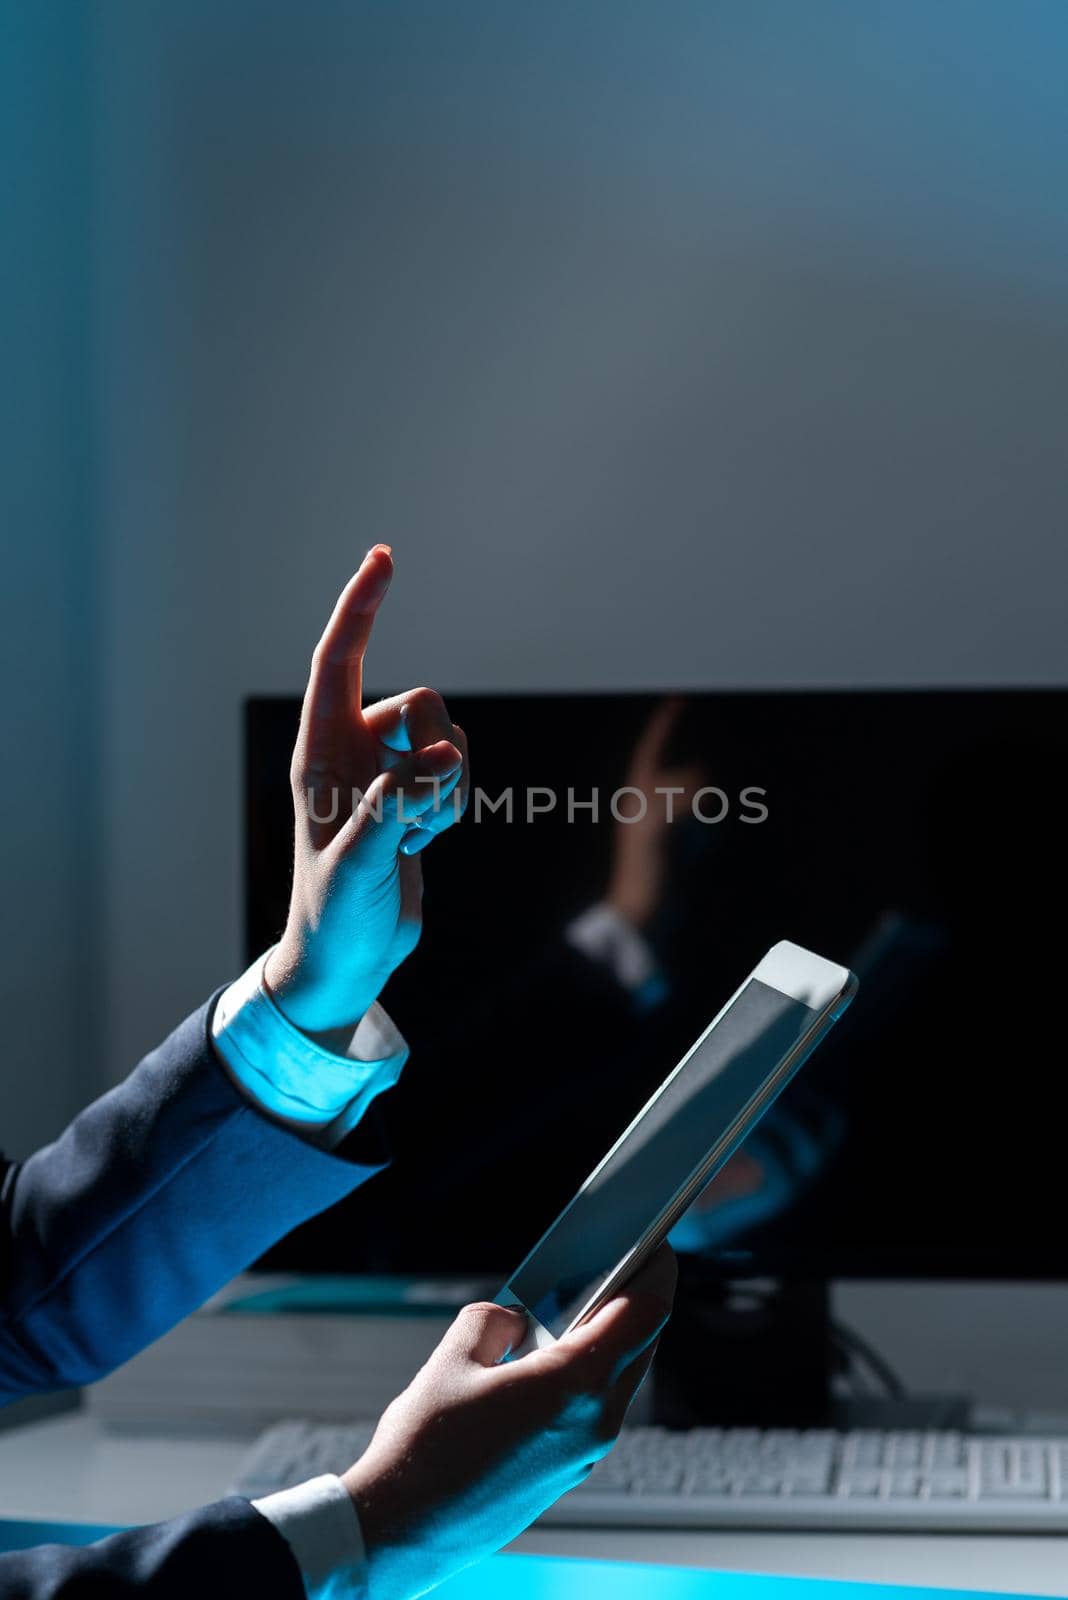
[0,1498,303,1599]
[0,991,387,1402]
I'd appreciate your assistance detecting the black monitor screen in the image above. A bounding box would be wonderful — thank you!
[246,690,1068,1281]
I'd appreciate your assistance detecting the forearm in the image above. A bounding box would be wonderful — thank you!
[0,994,382,1399]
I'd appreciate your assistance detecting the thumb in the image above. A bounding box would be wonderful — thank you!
[333,739,462,864]
[560,1244,677,1380]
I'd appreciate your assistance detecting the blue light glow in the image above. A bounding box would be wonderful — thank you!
[434,1553,1040,1600]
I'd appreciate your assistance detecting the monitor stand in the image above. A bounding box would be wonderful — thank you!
[652,1261,970,1431]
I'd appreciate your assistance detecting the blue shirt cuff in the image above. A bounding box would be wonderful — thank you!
[212,951,409,1150]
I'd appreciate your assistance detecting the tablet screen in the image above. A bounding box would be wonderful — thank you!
[510,978,817,1336]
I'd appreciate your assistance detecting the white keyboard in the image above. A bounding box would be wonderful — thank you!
[234,1420,1068,1530]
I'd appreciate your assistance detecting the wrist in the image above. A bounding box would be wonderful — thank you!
[341,1462,406,1593]
[340,1464,380,1543]
[265,940,386,1042]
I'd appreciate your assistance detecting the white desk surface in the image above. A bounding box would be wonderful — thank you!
[0,1413,1065,1597]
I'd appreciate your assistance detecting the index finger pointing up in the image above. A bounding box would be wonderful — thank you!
[303,545,393,733]
[631,696,684,778]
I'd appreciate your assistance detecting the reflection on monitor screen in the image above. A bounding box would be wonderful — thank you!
[246,690,1068,1281]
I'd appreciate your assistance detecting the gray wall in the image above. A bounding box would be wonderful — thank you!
[0,5,95,1157]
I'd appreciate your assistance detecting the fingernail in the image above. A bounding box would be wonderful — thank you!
[400,829,434,856]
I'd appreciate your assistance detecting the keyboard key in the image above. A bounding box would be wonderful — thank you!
[930,1434,964,1468]
[783,1473,832,1496]
[634,1467,683,1493]
[889,1436,923,1468]
[926,1470,969,1498]
[838,1472,882,1497]
[845,1434,886,1469]
[685,1472,730,1495]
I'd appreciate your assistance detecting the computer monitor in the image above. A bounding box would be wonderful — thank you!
[245,690,1068,1288]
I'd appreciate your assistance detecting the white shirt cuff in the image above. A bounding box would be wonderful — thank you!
[565,902,658,993]
[253,1473,367,1600]
[212,951,409,1149]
